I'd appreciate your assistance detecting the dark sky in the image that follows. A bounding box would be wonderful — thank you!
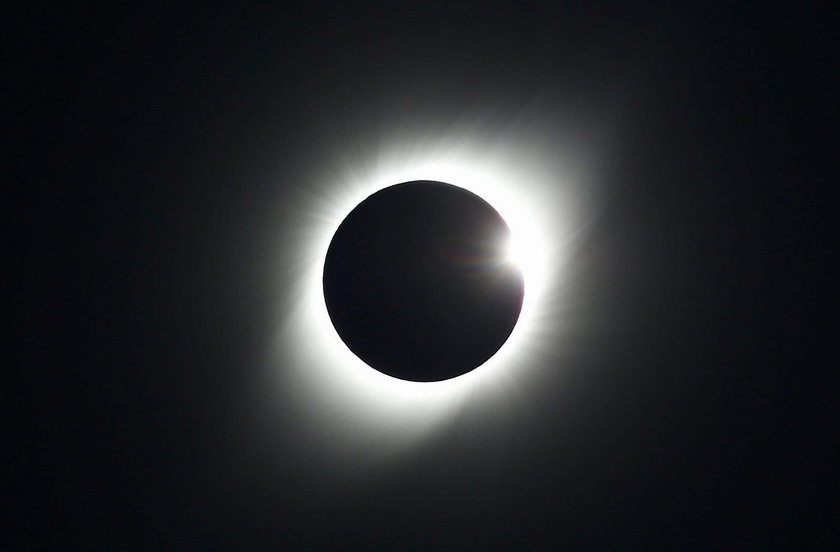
[11,3,831,550]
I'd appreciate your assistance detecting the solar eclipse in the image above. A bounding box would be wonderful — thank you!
[265,123,594,462]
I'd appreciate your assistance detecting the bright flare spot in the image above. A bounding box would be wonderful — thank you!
[500,233,524,269]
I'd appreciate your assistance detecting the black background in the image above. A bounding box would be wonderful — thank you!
[10,3,831,549]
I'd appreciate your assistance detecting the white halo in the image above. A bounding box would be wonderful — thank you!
[259,116,601,467]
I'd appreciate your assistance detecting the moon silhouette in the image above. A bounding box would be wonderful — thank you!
[323,180,524,382]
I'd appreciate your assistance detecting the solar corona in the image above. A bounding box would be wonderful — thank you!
[267,126,592,461]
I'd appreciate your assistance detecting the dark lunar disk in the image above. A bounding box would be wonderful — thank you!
[323,180,524,382]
